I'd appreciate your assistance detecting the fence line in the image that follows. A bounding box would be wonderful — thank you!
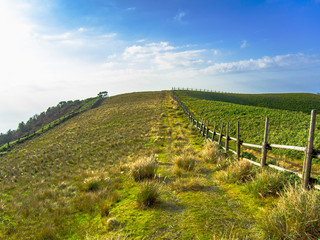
[171,90,320,190]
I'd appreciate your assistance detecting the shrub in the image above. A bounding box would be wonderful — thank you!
[130,156,158,181]
[174,154,196,171]
[137,181,160,208]
[260,184,320,239]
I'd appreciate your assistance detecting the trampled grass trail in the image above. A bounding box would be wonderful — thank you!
[0,91,274,239]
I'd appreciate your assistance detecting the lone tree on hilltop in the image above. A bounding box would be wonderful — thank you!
[98,91,109,98]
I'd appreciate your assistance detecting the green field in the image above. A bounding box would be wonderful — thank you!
[177,90,320,113]
[176,90,320,169]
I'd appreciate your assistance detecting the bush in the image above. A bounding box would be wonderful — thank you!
[174,154,196,171]
[260,184,320,239]
[130,156,158,181]
[137,181,160,208]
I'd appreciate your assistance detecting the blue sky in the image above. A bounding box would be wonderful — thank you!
[1,0,320,133]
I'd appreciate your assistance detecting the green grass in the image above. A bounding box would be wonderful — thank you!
[176,90,320,163]
[1,90,307,239]
[178,90,320,113]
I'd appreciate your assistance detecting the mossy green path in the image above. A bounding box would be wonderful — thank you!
[1,91,269,239]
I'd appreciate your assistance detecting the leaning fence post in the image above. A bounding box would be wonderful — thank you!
[302,109,316,189]
[205,120,209,139]
[200,118,204,133]
[225,122,229,152]
[218,123,223,145]
[261,117,269,167]
[236,121,241,160]
[212,122,216,142]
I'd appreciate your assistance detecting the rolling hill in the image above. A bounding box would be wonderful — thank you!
[0,90,318,239]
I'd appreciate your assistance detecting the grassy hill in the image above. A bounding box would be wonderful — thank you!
[1,91,319,239]
[177,90,320,113]
[176,90,320,163]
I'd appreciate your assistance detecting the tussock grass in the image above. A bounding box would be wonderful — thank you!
[130,156,158,181]
[246,170,285,198]
[246,170,301,198]
[170,176,206,192]
[174,153,196,171]
[137,181,160,208]
[217,159,255,184]
[260,184,320,239]
[107,218,121,231]
[202,140,221,162]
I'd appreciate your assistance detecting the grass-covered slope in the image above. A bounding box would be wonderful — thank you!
[178,90,320,113]
[1,91,274,239]
[176,90,320,170]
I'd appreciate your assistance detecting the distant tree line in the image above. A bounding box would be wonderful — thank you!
[0,100,83,146]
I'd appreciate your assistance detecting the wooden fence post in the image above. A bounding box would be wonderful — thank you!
[212,122,216,142]
[218,123,223,145]
[236,121,241,160]
[205,120,209,139]
[261,117,269,167]
[202,120,206,137]
[200,118,204,133]
[225,122,229,152]
[302,109,316,189]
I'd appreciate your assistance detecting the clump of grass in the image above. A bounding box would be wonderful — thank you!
[246,169,286,198]
[137,181,160,208]
[99,201,110,217]
[107,218,121,231]
[217,159,255,184]
[171,177,206,192]
[260,184,320,239]
[130,156,158,181]
[202,140,221,162]
[73,193,97,214]
[174,154,196,171]
[79,175,111,192]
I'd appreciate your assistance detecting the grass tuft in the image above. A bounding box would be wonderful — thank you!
[174,154,196,171]
[171,177,206,192]
[107,218,121,231]
[246,169,286,198]
[130,156,158,181]
[260,184,320,239]
[137,181,160,208]
[202,140,221,162]
[217,159,255,184]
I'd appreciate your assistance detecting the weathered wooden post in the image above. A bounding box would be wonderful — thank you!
[225,122,229,152]
[236,121,241,160]
[212,122,216,142]
[261,117,269,167]
[218,123,223,145]
[205,120,209,139]
[302,110,316,189]
[202,120,206,137]
[200,118,204,133]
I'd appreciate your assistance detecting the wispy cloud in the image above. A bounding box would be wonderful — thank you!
[241,40,247,48]
[203,53,320,74]
[174,10,187,23]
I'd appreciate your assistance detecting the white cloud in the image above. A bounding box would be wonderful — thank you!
[241,40,247,48]
[174,10,187,23]
[203,53,320,74]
